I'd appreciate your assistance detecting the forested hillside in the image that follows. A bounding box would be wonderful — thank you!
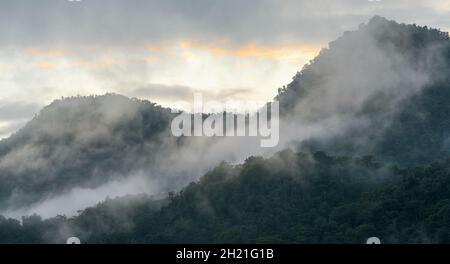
[1,150,449,243]
[277,16,450,165]
[0,94,174,210]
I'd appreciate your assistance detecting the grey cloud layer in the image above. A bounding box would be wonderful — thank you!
[0,0,448,48]
[0,101,41,121]
[0,101,42,138]
[131,83,252,102]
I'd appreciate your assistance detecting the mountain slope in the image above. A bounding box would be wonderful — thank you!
[1,150,450,244]
[0,94,175,209]
[276,16,450,165]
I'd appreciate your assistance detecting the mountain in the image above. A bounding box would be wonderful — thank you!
[0,94,175,210]
[276,16,450,165]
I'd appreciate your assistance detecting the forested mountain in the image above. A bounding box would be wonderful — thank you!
[1,150,449,244]
[277,16,450,165]
[0,16,449,243]
[0,94,175,210]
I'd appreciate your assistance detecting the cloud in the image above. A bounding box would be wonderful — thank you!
[0,0,448,49]
[0,100,41,138]
[132,84,196,101]
[176,41,321,64]
[0,120,28,139]
[131,83,253,104]
[32,62,57,70]
[2,173,156,219]
[0,101,41,121]
[426,0,450,13]
[142,57,161,63]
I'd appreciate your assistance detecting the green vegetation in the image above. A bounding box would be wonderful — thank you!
[0,94,175,209]
[0,150,449,243]
[277,16,450,165]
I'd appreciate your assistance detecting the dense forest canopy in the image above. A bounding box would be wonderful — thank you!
[1,150,450,244]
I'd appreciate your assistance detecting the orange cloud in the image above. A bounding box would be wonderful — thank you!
[20,41,320,72]
[142,56,161,63]
[27,48,72,58]
[235,44,320,62]
[175,40,320,63]
[32,62,57,70]
[180,51,198,61]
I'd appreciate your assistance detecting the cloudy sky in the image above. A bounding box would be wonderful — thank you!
[0,0,449,138]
